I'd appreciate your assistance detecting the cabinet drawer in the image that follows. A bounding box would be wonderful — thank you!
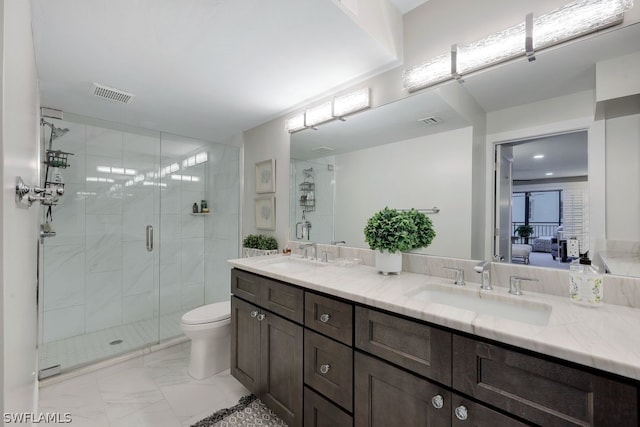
[304,330,353,412]
[231,268,261,304]
[261,277,304,323]
[305,292,353,345]
[304,386,353,427]
[453,335,639,426]
[355,306,452,385]
[354,352,450,427]
[451,393,527,426]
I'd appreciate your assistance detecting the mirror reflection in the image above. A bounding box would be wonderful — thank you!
[290,23,640,277]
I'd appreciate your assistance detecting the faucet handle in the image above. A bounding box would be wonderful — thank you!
[509,276,539,295]
[443,267,465,286]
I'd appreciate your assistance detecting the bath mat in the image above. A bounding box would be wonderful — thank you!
[191,395,288,427]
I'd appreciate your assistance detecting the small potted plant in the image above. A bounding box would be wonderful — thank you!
[364,207,436,274]
[243,234,278,257]
[515,224,534,238]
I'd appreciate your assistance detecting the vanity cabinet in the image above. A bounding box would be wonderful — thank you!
[232,268,639,427]
[453,334,639,426]
[230,269,304,427]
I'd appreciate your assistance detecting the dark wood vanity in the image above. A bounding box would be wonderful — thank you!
[231,268,639,427]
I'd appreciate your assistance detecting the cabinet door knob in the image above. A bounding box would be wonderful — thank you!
[454,405,468,421]
[257,313,266,321]
[250,310,258,318]
[431,394,444,409]
[319,313,331,323]
[319,364,331,374]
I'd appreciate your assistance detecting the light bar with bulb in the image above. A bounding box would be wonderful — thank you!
[333,88,370,117]
[402,0,633,92]
[285,114,306,133]
[305,102,333,128]
[285,88,371,133]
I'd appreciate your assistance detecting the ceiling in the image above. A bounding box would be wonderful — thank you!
[30,0,408,142]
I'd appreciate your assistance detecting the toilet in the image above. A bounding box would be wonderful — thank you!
[181,301,231,380]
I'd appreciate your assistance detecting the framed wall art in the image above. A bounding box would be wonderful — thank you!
[255,196,276,230]
[255,159,275,193]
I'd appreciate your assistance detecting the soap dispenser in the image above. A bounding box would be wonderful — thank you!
[569,252,603,307]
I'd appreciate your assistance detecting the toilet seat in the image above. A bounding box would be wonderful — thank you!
[182,301,230,325]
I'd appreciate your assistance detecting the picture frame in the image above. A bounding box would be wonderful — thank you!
[255,159,276,193]
[255,196,276,230]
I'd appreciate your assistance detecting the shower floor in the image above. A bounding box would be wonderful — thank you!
[39,311,184,374]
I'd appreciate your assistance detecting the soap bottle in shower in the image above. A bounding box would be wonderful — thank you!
[569,252,603,307]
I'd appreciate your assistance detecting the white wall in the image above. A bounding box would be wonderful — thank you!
[1,0,40,415]
[334,127,474,258]
[605,114,640,240]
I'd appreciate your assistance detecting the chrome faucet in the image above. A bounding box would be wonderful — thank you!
[509,276,539,296]
[474,261,492,291]
[299,242,317,259]
[331,240,346,245]
[443,267,465,286]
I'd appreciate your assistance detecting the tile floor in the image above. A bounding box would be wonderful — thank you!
[39,343,250,427]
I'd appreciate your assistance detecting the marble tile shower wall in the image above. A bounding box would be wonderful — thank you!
[42,123,239,343]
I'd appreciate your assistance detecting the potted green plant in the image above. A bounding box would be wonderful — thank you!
[515,224,534,238]
[364,207,436,274]
[242,234,278,257]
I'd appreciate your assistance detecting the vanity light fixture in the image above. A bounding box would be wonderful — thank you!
[285,88,371,133]
[402,0,634,92]
[545,172,554,176]
[533,154,545,159]
[333,88,370,118]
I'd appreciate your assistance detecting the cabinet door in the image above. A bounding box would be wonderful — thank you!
[305,292,353,345]
[354,352,450,427]
[451,393,528,426]
[260,309,304,427]
[231,269,261,304]
[230,296,260,395]
[355,307,452,385]
[304,386,353,427]
[261,277,304,323]
[453,335,639,427]
[304,330,353,411]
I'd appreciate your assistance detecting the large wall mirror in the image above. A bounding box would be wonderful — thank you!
[289,23,640,277]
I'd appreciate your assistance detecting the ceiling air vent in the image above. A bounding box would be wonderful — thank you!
[418,116,442,126]
[91,83,135,104]
[311,146,335,154]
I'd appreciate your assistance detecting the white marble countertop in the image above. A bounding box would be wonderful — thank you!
[598,251,640,277]
[229,255,640,381]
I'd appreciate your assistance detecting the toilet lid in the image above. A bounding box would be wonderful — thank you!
[182,301,231,325]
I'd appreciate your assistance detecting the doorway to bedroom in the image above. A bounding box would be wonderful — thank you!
[494,130,589,269]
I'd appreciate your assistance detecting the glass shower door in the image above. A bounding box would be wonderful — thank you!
[39,118,162,374]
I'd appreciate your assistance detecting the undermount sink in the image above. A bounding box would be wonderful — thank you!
[256,255,328,272]
[406,286,552,326]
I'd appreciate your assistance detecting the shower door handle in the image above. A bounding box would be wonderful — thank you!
[146,225,153,252]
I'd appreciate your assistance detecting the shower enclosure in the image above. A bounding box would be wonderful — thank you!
[38,114,240,375]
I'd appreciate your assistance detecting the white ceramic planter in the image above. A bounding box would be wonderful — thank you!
[375,250,402,275]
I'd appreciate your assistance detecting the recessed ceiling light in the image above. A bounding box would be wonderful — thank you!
[533,154,544,159]
[545,172,554,176]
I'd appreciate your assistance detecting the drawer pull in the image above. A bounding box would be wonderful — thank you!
[257,313,266,321]
[431,394,444,409]
[319,313,331,323]
[454,405,468,421]
[250,310,258,318]
[319,364,331,374]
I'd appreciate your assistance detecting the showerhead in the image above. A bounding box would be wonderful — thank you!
[51,126,69,140]
[41,119,69,141]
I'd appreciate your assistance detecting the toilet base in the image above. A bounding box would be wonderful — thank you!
[186,328,230,380]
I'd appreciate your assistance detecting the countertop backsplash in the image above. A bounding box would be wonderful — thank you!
[286,241,640,309]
